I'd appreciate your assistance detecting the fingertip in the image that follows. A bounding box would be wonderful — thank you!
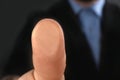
[31,18,64,57]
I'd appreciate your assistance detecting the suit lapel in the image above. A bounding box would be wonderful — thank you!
[63,0,98,67]
[99,2,116,79]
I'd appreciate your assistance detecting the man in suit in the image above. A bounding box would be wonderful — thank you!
[3,0,120,80]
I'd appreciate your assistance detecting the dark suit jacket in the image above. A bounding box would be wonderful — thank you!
[3,0,120,80]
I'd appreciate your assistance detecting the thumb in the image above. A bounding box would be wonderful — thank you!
[19,18,66,80]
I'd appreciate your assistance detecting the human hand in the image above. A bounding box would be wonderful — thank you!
[18,19,66,80]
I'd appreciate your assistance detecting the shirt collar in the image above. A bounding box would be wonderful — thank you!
[68,0,105,17]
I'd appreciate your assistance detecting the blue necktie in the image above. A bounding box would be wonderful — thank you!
[79,8,101,67]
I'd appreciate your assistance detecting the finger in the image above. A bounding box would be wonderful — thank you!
[18,18,66,80]
[32,18,66,80]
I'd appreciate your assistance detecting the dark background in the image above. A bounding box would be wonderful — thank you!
[0,0,119,73]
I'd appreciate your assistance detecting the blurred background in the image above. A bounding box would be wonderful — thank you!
[0,0,120,76]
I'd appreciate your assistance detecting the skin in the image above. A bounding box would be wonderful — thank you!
[76,0,97,7]
[18,19,66,80]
